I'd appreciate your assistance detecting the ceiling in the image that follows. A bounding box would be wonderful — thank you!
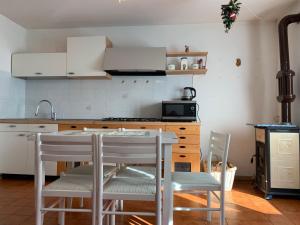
[0,0,297,29]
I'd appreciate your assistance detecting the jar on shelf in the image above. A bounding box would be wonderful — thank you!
[180,57,188,70]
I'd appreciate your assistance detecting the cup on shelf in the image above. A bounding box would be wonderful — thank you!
[192,64,199,70]
[167,64,176,70]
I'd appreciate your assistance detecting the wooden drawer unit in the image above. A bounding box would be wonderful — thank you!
[166,124,200,135]
[98,124,122,129]
[58,124,101,131]
[122,124,165,131]
[173,144,200,154]
[168,123,200,172]
[172,153,201,172]
[177,134,200,145]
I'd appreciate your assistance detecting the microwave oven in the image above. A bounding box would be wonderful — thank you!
[162,100,197,122]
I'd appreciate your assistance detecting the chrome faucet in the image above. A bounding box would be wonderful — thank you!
[35,100,57,120]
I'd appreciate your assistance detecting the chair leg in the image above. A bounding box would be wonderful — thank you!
[66,197,73,208]
[220,190,225,225]
[36,196,43,225]
[59,198,65,225]
[80,197,84,208]
[117,200,123,211]
[207,191,212,222]
[110,201,116,225]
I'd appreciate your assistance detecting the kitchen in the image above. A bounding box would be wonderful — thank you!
[0,0,300,225]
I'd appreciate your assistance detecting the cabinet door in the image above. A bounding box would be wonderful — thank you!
[12,53,67,77]
[67,36,111,78]
[0,132,29,174]
[270,132,300,189]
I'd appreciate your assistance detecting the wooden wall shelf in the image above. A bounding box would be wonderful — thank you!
[166,69,207,75]
[166,51,208,57]
[166,51,208,75]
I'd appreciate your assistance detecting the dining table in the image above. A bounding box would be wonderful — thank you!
[58,129,178,225]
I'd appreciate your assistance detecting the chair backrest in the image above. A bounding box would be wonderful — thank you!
[37,133,97,162]
[98,132,162,199]
[207,131,231,189]
[100,134,161,164]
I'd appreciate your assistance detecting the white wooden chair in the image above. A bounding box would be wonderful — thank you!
[171,131,231,225]
[63,128,120,208]
[98,132,162,225]
[35,132,98,225]
[116,128,159,179]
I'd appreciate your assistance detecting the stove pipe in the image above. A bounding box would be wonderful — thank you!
[277,13,300,124]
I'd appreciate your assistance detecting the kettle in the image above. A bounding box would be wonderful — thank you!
[181,87,196,101]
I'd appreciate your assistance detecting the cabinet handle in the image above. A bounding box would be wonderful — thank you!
[9,125,16,128]
[39,125,45,128]
[35,72,43,75]
[179,155,186,158]
[140,127,146,129]
[179,136,186,139]
[179,127,186,130]
[102,126,109,129]
[18,134,26,137]
[71,126,77,129]
[68,72,75,75]
[179,146,186,149]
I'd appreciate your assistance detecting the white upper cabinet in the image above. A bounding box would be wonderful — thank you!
[12,53,67,78]
[67,36,112,79]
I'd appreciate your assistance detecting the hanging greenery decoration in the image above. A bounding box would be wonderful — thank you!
[221,0,242,33]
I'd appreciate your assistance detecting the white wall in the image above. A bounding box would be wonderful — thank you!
[25,21,279,176]
[0,15,27,118]
[285,2,300,125]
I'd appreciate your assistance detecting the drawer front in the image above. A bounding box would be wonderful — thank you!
[177,134,200,145]
[58,124,101,131]
[122,124,165,131]
[173,144,200,154]
[98,124,123,129]
[166,125,200,135]
[28,124,58,133]
[256,128,265,143]
[172,153,200,172]
[0,123,28,132]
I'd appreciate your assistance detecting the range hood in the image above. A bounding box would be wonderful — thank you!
[103,47,166,76]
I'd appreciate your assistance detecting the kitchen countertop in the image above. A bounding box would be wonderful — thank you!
[0,118,200,125]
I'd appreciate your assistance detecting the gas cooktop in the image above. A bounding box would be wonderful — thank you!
[101,117,162,122]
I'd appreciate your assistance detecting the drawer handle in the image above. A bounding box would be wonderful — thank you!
[179,127,186,130]
[35,72,43,75]
[179,146,186,149]
[9,125,16,128]
[179,155,186,158]
[102,126,109,129]
[68,72,75,75]
[179,137,186,139]
[18,134,26,137]
[39,125,45,128]
[71,126,77,129]
[140,127,146,129]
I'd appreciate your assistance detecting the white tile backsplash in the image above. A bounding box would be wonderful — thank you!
[25,76,192,119]
[0,71,25,118]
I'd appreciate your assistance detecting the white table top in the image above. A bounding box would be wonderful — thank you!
[53,130,178,144]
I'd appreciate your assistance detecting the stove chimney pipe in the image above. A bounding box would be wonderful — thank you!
[277,13,300,124]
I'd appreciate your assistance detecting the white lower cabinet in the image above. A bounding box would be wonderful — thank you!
[0,132,29,175]
[0,123,58,176]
